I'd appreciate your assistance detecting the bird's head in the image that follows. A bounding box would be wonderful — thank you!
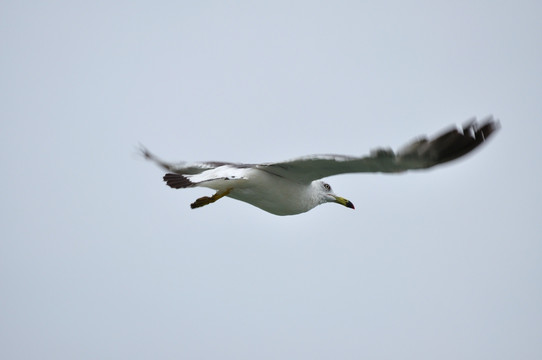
[314,181,355,210]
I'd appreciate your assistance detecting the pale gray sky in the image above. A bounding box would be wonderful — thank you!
[1,1,541,359]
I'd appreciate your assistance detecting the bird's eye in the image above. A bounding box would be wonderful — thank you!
[323,183,331,191]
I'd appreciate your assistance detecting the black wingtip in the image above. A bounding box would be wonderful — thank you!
[476,117,501,140]
[137,143,152,160]
[428,117,500,165]
[163,173,193,189]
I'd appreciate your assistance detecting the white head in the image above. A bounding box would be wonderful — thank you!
[313,180,355,210]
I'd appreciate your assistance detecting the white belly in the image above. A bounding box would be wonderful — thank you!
[227,171,317,215]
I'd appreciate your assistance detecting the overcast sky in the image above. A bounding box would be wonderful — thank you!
[1,1,541,359]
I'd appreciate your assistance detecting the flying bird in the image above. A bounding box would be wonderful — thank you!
[141,117,499,216]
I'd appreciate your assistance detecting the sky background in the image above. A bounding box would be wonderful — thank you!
[1,1,541,359]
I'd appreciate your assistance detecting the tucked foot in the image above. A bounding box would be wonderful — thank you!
[190,188,233,209]
[190,196,213,209]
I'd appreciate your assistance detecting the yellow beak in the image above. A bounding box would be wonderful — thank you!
[333,196,355,209]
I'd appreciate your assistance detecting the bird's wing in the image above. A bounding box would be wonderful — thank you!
[257,117,500,183]
[139,146,250,175]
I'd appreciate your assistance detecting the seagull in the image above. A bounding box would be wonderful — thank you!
[141,117,499,216]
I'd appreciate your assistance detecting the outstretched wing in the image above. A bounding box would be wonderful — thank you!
[139,145,250,175]
[257,117,500,183]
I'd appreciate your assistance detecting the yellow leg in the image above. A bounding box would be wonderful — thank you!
[190,188,233,209]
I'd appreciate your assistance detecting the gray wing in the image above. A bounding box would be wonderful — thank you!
[139,146,250,175]
[257,117,500,183]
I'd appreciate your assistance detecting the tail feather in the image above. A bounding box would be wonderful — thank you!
[163,173,194,189]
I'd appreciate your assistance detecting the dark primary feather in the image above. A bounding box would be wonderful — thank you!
[257,117,500,183]
[397,118,498,165]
